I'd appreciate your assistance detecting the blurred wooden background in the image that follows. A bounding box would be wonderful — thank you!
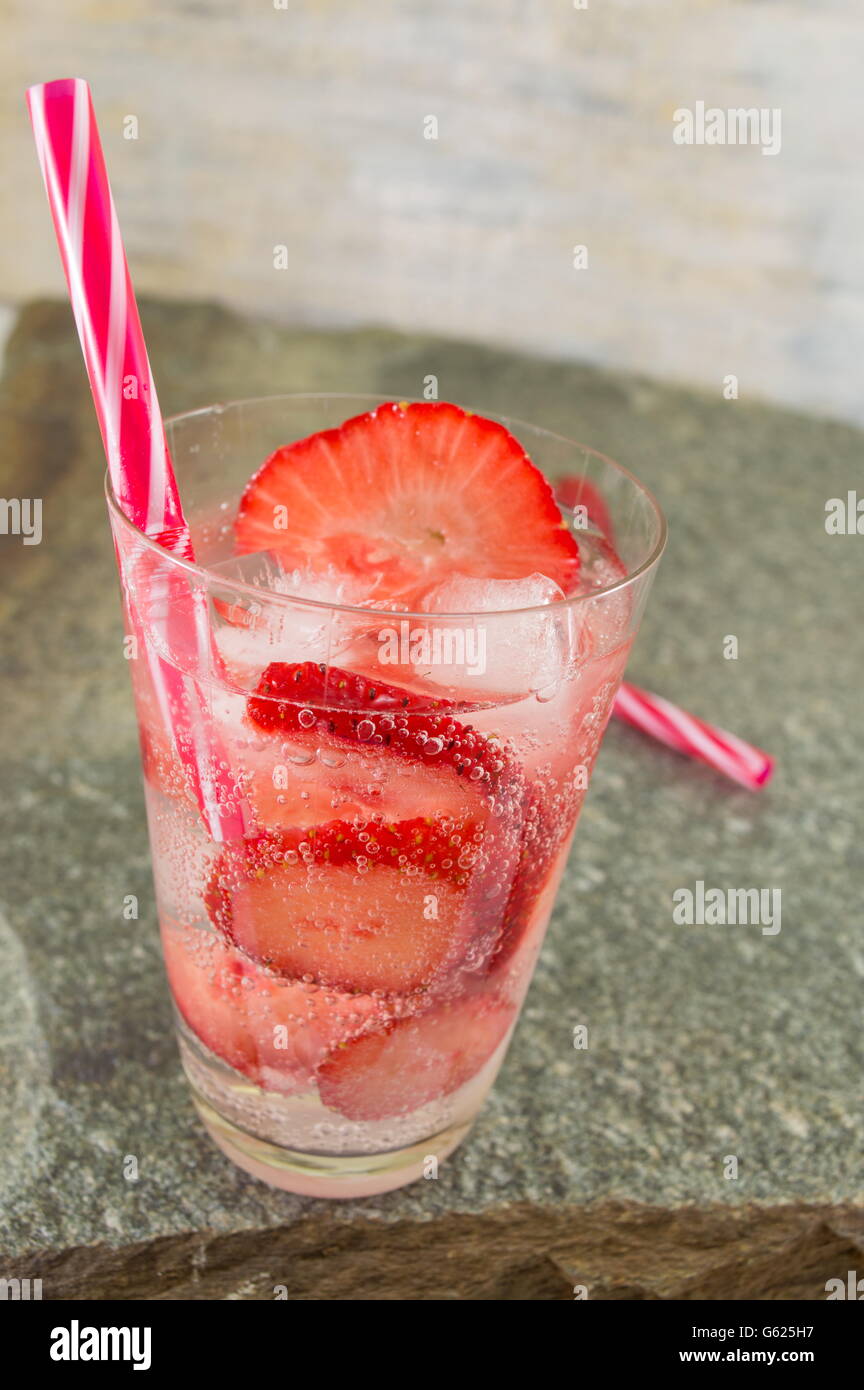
[3,0,862,423]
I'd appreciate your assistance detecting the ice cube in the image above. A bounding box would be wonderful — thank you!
[424,572,566,615]
[415,572,575,697]
[209,551,364,608]
[208,548,286,594]
[209,553,367,683]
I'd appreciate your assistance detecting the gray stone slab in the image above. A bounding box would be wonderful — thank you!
[0,301,861,1297]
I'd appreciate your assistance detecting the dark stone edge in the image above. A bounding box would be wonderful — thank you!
[10,1201,864,1301]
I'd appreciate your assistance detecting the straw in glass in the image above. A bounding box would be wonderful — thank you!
[27,78,251,840]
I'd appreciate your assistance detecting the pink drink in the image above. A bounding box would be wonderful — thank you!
[109,397,664,1196]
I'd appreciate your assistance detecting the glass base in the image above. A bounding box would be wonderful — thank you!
[192,1091,473,1197]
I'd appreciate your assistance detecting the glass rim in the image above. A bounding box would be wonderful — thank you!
[104,392,667,620]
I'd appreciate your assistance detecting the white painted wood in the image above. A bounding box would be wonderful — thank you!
[4,1,861,421]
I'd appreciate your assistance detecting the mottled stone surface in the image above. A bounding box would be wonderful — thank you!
[0,300,861,1298]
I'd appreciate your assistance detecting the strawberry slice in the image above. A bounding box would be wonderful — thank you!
[138,722,174,798]
[317,991,516,1120]
[248,660,514,791]
[237,662,448,829]
[253,660,457,717]
[163,923,383,1094]
[206,816,502,995]
[243,660,522,831]
[235,661,527,990]
[235,401,579,605]
[242,735,481,831]
[553,474,615,541]
[488,804,573,978]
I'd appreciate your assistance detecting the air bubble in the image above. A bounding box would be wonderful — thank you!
[287,749,315,765]
[318,749,346,769]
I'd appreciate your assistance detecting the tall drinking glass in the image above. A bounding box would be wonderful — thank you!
[108,395,665,1197]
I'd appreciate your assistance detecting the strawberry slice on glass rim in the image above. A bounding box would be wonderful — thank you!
[234,401,580,609]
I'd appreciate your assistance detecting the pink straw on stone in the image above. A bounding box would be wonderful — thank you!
[613,680,774,790]
[27,78,251,840]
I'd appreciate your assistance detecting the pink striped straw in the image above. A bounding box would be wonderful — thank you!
[614,680,774,791]
[27,78,250,840]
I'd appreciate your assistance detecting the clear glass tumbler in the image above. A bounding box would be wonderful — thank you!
[107,395,665,1197]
